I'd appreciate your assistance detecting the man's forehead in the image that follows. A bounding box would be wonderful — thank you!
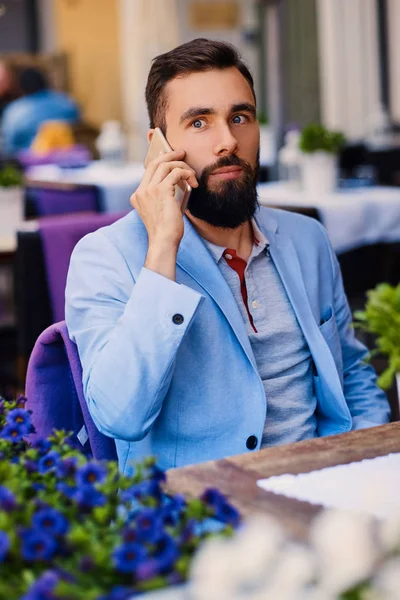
[164,67,255,118]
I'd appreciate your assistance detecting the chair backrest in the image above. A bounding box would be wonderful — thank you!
[25,321,117,461]
[25,183,98,218]
[15,211,127,381]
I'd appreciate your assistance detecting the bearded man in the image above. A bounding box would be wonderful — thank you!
[65,39,389,474]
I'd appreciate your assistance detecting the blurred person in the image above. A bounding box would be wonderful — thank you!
[1,67,80,155]
[66,39,389,474]
[0,61,20,119]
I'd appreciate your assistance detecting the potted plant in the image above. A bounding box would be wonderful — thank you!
[299,123,345,194]
[0,164,24,241]
[0,396,240,599]
[354,282,400,394]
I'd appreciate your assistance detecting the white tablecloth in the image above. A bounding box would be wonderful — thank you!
[257,453,400,519]
[257,183,400,254]
[26,160,145,213]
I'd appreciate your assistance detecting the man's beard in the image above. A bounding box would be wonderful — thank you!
[186,153,259,229]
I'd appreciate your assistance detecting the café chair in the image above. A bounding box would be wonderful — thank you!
[15,211,127,383]
[25,182,99,218]
[25,320,117,461]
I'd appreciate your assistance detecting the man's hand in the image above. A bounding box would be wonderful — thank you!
[130,150,198,281]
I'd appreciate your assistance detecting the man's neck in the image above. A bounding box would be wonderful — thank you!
[186,212,254,261]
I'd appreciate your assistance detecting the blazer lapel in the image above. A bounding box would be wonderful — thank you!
[261,216,347,407]
[177,217,258,370]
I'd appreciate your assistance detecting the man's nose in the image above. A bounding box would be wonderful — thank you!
[213,124,238,156]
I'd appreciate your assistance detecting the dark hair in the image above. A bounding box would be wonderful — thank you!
[145,38,256,131]
[20,68,49,96]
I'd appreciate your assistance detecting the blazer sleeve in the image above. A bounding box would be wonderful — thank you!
[326,232,391,429]
[65,230,203,441]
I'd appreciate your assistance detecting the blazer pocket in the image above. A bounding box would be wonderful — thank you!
[318,306,343,385]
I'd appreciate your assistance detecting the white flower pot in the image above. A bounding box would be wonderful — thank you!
[301,151,338,194]
[0,186,24,237]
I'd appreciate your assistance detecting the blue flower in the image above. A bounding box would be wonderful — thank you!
[112,542,147,574]
[122,527,139,544]
[201,488,226,508]
[32,439,51,455]
[136,508,162,543]
[0,531,10,562]
[21,529,58,561]
[75,463,106,487]
[0,485,17,511]
[32,508,69,536]
[16,394,27,408]
[97,586,132,600]
[154,534,179,573]
[1,422,25,443]
[150,465,166,483]
[161,494,186,526]
[56,482,77,500]
[56,457,78,479]
[38,451,60,473]
[73,485,106,509]
[6,408,32,433]
[213,501,240,527]
[21,570,60,600]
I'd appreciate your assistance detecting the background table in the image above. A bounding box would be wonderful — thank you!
[25,160,145,213]
[166,422,400,541]
[257,183,400,254]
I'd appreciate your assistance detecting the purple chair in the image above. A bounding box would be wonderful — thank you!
[39,210,127,323]
[25,320,117,461]
[27,185,98,217]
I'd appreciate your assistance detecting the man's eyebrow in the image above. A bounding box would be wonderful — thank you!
[231,103,256,117]
[179,107,216,124]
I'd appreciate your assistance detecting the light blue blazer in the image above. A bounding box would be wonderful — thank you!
[65,207,390,474]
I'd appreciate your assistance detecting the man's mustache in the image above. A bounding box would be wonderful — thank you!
[200,155,254,181]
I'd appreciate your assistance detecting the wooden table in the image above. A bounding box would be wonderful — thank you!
[166,422,400,540]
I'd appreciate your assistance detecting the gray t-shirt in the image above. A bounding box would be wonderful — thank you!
[203,218,317,447]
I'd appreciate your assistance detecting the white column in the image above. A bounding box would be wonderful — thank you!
[316,0,380,141]
[119,0,181,160]
[387,0,400,122]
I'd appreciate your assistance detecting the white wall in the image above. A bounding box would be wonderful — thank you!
[36,0,56,53]
[387,0,400,122]
[316,0,380,141]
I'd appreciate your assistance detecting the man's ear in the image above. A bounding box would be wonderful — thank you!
[147,129,155,144]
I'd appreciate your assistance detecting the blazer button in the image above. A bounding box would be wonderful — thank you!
[246,435,258,450]
[172,314,184,325]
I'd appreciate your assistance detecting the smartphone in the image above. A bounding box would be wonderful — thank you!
[144,127,192,212]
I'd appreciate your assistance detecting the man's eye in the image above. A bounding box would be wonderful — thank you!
[191,119,205,129]
[232,115,246,124]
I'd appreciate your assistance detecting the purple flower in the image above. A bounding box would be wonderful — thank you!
[38,451,60,473]
[112,542,147,574]
[136,508,162,543]
[6,408,32,433]
[21,570,60,600]
[21,529,58,561]
[73,485,106,509]
[56,482,77,500]
[79,555,95,572]
[0,485,17,511]
[75,463,106,487]
[0,531,10,562]
[32,508,69,536]
[135,558,161,582]
[24,459,38,474]
[32,439,51,455]
[1,422,24,443]
[56,457,78,479]
[16,395,27,408]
